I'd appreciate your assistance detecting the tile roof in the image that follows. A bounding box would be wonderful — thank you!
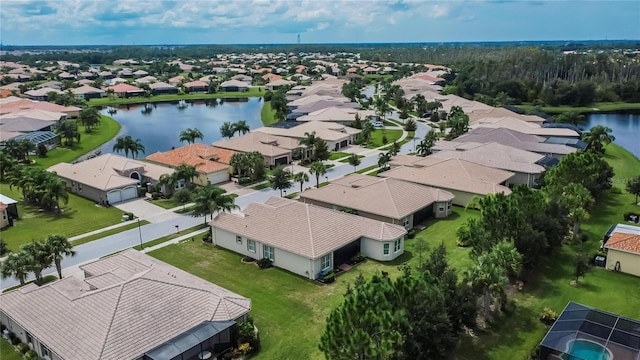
[0,250,251,360]
[106,83,143,93]
[71,85,105,95]
[220,79,250,88]
[146,144,233,174]
[433,142,547,174]
[0,98,80,116]
[211,197,407,259]
[213,132,296,157]
[605,232,640,255]
[454,128,577,155]
[467,107,546,124]
[253,122,360,142]
[297,106,376,122]
[381,156,513,196]
[473,117,580,137]
[48,153,173,191]
[299,174,454,219]
[183,80,208,87]
[0,117,53,132]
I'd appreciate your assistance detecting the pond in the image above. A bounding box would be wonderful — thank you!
[585,113,640,159]
[98,98,264,156]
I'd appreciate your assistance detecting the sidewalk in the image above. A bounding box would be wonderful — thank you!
[140,227,210,253]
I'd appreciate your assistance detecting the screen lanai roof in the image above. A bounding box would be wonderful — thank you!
[541,302,640,360]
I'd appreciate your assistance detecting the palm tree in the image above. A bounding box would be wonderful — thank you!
[220,122,236,139]
[0,151,18,180]
[416,140,430,156]
[374,95,391,121]
[113,135,145,158]
[40,174,69,213]
[270,166,292,197]
[179,128,204,144]
[57,120,81,146]
[45,234,75,279]
[78,107,101,133]
[309,161,327,188]
[348,153,361,172]
[1,251,31,286]
[18,139,36,162]
[230,152,250,179]
[464,256,507,320]
[293,171,309,193]
[21,241,52,285]
[174,164,198,188]
[191,184,239,224]
[377,152,392,170]
[388,141,401,156]
[581,125,615,154]
[299,132,317,159]
[233,120,250,136]
[553,111,585,125]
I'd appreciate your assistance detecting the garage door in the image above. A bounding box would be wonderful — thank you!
[207,170,229,184]
[121,186,138,201]
[107,190,122,204]
[274,156,288,166]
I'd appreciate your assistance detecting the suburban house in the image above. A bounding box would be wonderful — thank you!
[149,81,178,95]
[603,224,640,277]
[0,250,251,360]
[0,202,10,229]
[473,117,581,138]
[253,121,361,152]
[296,107,376,125]
[24,87,63,101]
[0,194,18,221]
[543,136,588,150]
[146,144,235,185]
[381,155,513,206]
[183,80,208,93]
[48,154,174,204]
[265,79,296,91]
[467,107,547,125]
[299,174,454,229]
[449,127,578,159]
[219,80,249,92]
[70,85,105,100]
[287,99,360,120]
[210,197,407,280]
[287,94,351,111]
[105,83,145,98]
[429,142,549,187]
[213,132,301,167]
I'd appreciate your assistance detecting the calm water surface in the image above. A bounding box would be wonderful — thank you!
[99,98,264,156]
[585,113,640,159]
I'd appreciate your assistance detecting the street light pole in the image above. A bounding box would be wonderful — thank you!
[137,218,143,249]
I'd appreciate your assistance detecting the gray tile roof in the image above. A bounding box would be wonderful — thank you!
[454,128,577,155]
[299,174,454,219]
[433,142,547,174]
[211,197,407,259]
[0,250,251,360]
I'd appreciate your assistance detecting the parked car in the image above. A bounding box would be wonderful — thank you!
[372,121,384,128]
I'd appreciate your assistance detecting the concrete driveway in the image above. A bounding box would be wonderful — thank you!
[114,198,181,223]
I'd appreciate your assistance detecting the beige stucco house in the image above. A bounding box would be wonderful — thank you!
[252,121,361,152]
[213,132,301,167]
[299,174,454,229]
[0,250,251,360]
[48,154,174,205]
[146,144,235,185]
[604,224,640,277]
[210,197,407,280]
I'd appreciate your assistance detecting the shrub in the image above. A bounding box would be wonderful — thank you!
[17,342,29,354]
[256,258,273,269]
[222,352,233,360]
[539,307,558,326]
[24,350,39,360]
[37,143,47,158]
[0,239,8,256]
[350,253,366,264]
[238,321,255,343]
[173,188,193,204]
[406,229,416,239]
[151,192,162,200]
[202,233,212,243]
[382,135,388,145]
[238,342,253,355]
[322,270,336,283]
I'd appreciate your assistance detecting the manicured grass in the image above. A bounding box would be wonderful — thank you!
[251,181,272,190]
[328,151,351,161]
[151,197,182,210]
[73,220,150,246]
[261,100,279,126]
[366,129,403,148]
[0,339,21,360]
[132,224,208,250]
[355,164,380,174]
[517,102,640,114]
[456,143,640,359]
[33,115,121,168]
[0,184,126,252]
[338,154,364,163]
[87,88,265,106]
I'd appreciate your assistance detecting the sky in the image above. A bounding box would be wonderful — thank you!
[1,0,639,46]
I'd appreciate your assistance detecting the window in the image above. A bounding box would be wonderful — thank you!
[236,235,243,244]
[41,344,50,359]
[447,203,451,210]
[247,239,256,253]
[263,245,275,261]
[321,254,331,271]
[438,204,445,212]
[402,217,410,227]
[25,332,32,345]
[174,179,186,190]
[394,239,401,253]
[383,243,390,255]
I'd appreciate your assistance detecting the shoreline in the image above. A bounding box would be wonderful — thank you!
[87,89,265,107]
[516,102,640,115]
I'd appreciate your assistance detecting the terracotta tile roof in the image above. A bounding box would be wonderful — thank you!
[300,174,454,219]
[183,80,208,87]
[106,83,143,93]
[0,98,80,116]
[0,89,13,98]
[0,250,251,360]
[146,144,233,174]
[211,197,407,259]
[605,232,640,255]
[381,156,513,196]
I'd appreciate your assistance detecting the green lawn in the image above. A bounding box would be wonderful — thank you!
[151,197,182,210]
[338,154,364,163]
[261,100,279,126]
[0,339,21,360]
[72,220,150,246]
[366,129,403,148]
[0,184,126,252]
[88,88,265,106]
[133,224,208,250]
[328,152,351,160]
[355,164,380,174]
[33,115,121,168]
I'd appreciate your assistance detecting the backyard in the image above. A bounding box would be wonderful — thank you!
[0,183,125,252]
[366,129,403,148]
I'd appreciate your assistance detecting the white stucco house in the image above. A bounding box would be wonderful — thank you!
[210,197,407,280]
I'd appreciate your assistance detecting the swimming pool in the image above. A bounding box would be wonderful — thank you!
[562,339,612,360]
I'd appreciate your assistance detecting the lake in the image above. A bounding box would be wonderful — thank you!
[585,113,640,159]
[98,98,264,156]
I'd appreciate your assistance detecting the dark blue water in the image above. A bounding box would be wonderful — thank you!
[585,113,640,159]
[99,98,264,156]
